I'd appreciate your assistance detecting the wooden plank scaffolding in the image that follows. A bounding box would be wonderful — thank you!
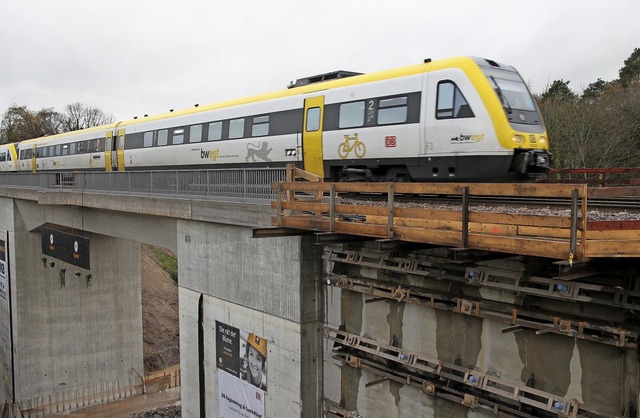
[272,166,640,261]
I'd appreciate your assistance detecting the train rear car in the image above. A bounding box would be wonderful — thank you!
[0,143,18,172]
[17,124,118,172]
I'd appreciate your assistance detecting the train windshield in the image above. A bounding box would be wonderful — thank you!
[482,68,536,113]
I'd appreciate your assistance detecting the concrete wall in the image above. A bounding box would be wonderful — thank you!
[0,196,144,412]
[178,220,323,418]
[0,198,15,404]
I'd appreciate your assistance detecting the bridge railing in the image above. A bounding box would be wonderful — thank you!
[0,168,287,202]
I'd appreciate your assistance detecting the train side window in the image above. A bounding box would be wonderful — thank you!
[208,122,222,141]
[436,81,475,119]
[143,132,154,147]
[62,145,69,156]
[189,125,203,143]
[306,107,320,132]
[0,153,5,162]
[229,118,245,139]
[339,101,365,128]
[158,129,168,146]
[70,143,76,155]
[252,115,269,137]
[378,96,408,125]
[77,141,85,154]
[95,138,103,151]
[55,145,61,156]
[172,128,184,145]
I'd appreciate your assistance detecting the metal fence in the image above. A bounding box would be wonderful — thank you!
[0,168,287,203]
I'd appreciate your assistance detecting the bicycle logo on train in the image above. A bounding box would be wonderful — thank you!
[338,133,366,159]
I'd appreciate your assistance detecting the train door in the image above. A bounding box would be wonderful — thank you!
[302,96,325,177]
[105,131,113,171]
[116,129,126,171]
[30,144,37,172]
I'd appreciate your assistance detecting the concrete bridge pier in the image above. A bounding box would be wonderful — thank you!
[0,197,144,415]
[177,220,324,417]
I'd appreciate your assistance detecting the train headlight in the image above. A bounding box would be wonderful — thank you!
[512,135,525,145]
[538,136,548,147]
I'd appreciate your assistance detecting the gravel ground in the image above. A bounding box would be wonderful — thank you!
[341,199,640,221]
[129,404,181,418]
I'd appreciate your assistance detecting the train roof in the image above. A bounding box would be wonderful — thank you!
[17,56,515,144]
[18,122,120,146]
[117,56,488,127]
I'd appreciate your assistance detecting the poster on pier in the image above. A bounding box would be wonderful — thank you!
[0,238,7,300]
[216,320,267,418]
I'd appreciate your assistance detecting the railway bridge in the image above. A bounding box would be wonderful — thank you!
[0,168,639,418]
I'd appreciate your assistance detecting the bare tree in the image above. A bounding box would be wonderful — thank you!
[61,103,115,132]
[1,103,115,144]
[0,105,63,143]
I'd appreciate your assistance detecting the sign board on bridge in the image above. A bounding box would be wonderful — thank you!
[41,228,90,270]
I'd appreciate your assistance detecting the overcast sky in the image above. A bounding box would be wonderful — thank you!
[1,1,638,121]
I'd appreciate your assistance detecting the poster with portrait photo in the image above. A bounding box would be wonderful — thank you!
[239,330,267,392]
[216,321,267,418]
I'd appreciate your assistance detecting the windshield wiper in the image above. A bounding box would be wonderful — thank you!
[490,75,513,114]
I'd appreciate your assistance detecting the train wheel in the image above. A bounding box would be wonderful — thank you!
[384,168,411,182]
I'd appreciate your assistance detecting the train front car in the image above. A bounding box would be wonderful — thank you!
[0,143,18,172]
[472,58,550,179]
[413,57,550,182]
[319,57,550,182]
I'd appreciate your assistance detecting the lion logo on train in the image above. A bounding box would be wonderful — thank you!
[246,142,272,162]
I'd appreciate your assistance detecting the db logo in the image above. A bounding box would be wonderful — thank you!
[385,136,397,148]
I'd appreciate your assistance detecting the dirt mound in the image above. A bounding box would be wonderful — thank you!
[141,244,180,373]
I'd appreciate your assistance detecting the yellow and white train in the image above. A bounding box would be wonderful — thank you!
[3,56,550,181]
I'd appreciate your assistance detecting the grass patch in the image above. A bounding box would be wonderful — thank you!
[147,245,178,283]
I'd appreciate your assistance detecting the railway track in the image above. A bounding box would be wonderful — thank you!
[338,193,640,220]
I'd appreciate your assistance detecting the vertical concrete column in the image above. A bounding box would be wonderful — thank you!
[0,197,144,411]
[178,220,323,417]
[0,197,16,405]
